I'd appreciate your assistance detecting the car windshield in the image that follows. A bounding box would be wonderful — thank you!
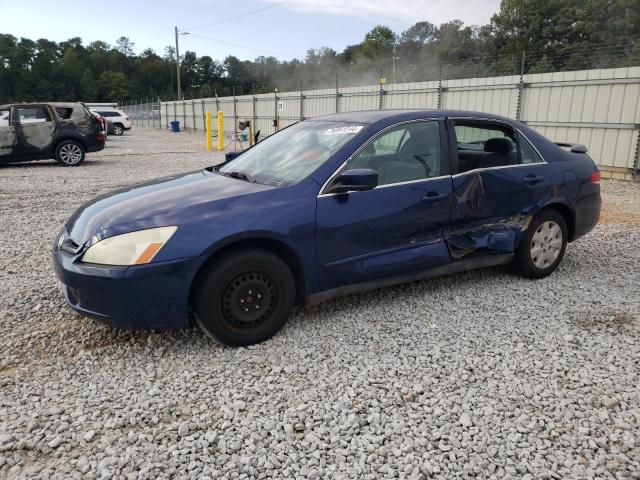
[217,120,365,186]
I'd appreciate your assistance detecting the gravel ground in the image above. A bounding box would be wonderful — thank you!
[0,128,639,479]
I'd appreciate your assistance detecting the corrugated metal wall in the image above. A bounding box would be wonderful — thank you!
[158,66,640,177]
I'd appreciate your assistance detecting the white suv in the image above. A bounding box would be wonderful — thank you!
[90,108,132,136]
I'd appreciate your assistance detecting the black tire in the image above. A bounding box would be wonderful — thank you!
[113,124,124,136]
[54,140,85,166]
[513,209,568,279]
[193,249,295,346]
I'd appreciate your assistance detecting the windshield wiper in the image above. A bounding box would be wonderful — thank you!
[220,170,257,183]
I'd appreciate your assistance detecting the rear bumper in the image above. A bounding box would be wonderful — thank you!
[85,136,105,153]
[52,247,200,330]
[573,190,601,241]
[86,143,105,153]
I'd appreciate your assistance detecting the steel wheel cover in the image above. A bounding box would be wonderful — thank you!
[530,220,562,268]
[221,272,276,330]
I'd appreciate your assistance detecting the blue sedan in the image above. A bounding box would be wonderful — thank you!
[53,110,601,346]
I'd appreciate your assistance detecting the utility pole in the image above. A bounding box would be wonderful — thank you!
[175,26,181,101]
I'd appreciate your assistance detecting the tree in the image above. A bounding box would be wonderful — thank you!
[0,2,638,103]
[116,36,135,56]
[359,25,396,61]
[97,71,129,101]
[80,68,97,100]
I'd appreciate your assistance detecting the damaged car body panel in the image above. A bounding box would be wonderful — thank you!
[312,111,600,299]
[442,117,554,259]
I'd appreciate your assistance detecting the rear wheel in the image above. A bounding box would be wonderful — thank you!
[193,249,295,346]
[113,124,124,136]
[514,209,567,278]
[55,140,85,166]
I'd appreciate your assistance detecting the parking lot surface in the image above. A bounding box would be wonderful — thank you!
[0,128,639,479]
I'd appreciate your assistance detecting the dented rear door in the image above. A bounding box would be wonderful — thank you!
[449,166,551,257]
[447,119,551,258]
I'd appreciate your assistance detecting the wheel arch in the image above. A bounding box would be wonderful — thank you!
[188,237,309,308]
[53,135,88,153]
[541,201,576,241]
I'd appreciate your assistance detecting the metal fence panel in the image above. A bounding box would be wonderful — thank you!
[442,75,520,117]
[303,89,337,118]
[340,86,379,112]
[386,81,439,110]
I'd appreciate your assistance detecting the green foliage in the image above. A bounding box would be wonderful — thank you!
[0,1,638,103]
[96,71,129,100]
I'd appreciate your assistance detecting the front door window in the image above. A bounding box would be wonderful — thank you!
[347,121,442,185]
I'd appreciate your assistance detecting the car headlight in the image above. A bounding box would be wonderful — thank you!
[81,226,177,266]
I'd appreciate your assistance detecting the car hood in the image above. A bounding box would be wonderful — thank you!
[66,169,276,245]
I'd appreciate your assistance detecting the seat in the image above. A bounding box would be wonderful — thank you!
[397,129,437,177]
[478,137,516,169]
[379,160,426,185]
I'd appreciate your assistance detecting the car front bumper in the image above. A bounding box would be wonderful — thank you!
[52,247,200,330]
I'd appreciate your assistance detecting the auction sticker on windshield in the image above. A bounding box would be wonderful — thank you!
[323,126,364,135]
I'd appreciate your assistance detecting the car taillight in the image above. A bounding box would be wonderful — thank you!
[590,171,601,184]
[97,133,105,142]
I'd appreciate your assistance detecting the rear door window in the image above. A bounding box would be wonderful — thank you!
[0,108,11,127]
[452,121,546,173]
[453,121,518,173]
[18,107,52,124]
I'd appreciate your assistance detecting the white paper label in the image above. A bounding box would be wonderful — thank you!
[323,126,364,135]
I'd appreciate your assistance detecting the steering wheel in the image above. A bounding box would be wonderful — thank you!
[412,153,431,177]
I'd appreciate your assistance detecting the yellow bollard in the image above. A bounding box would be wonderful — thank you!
[217,111,224,151]
[205,111,212,152]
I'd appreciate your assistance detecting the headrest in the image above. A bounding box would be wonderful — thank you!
[484,137,513,155]
[399,133,433,156]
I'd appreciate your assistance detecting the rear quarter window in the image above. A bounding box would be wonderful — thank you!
[517,131,544,164]
[55,108,74,120]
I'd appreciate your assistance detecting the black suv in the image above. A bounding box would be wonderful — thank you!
[0,102,105,166]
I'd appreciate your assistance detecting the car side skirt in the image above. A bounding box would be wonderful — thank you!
[307,253,514,304]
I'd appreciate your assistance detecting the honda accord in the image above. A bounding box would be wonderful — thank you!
[53,110,601,346]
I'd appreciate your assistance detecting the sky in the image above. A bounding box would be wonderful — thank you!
[2,0,502,61]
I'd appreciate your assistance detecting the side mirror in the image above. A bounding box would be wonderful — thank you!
[224,151,243,162]
[328,168,378,194]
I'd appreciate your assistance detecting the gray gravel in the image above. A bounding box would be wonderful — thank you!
[1,128,639,479]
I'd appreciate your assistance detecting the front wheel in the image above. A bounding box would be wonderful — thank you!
[55,140,85,166]
[513,209,568,278]
[193,249,295,346]
[112,124,124,136]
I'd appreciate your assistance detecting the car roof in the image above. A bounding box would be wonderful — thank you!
[48,102,84,107]
[313,109,519,126]
[0,102,82,108]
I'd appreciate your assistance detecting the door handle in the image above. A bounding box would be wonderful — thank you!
[523,175,544,185]
[421,191,448,203]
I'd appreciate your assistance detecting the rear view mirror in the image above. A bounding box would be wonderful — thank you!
[329,168,378,194]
